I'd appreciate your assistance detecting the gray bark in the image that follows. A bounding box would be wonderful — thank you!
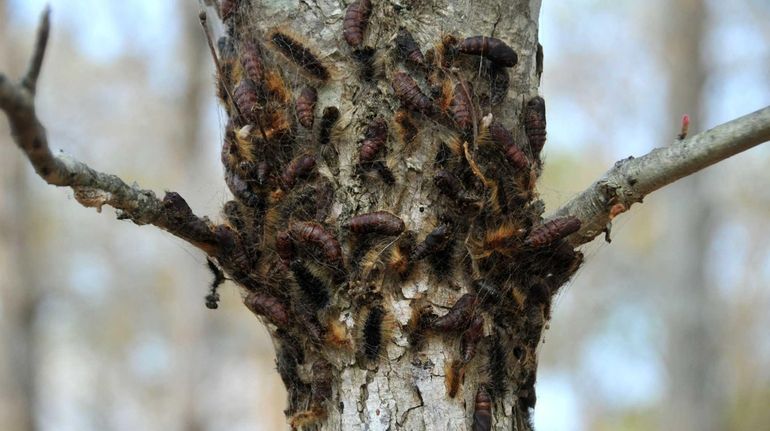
[231,1,543,429]
[550,106,770,247]
[2,2,770,431]
[245,1,542,429]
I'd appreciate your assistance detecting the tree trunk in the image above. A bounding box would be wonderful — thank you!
[0,1,42,428]
[209,1,564,430]
[659,1,724,429]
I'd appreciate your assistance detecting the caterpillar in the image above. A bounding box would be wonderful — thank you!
[342,0,372,47]
[431,293,478,332]
[289,221,344,269]
[409,224,451,261]
[344,211,405,236]
[472,385,492,431]
[395,27,425,65]
[269,31,330,81]
[358,118,388,164]
[280,154,317,191]
[295,86,318,129]
[392,71,434,114]
[524,96,547,156]
[457,36,518,67]
[523,216,581,248]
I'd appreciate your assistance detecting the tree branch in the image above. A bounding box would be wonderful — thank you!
[0,7,223,256]
[21,5,50,93]
[550,105,770,246]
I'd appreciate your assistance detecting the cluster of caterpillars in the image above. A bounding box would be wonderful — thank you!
[199,1,583,429]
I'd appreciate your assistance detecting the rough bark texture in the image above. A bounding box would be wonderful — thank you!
[551,106,770,247]
[214,1,547,429]
[3,2,770,431]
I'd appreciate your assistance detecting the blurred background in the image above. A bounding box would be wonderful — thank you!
[0,0,768,430]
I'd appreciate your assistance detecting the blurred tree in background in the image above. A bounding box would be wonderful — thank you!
[0,1,768,430]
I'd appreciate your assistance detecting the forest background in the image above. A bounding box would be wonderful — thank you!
[0,0,768,430]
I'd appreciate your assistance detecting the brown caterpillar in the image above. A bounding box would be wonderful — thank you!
[342,0,372,47]
[523,216,581,248]
[255,160,270,186]
[387,232,416,277]
[445,360,465,398]
[409,224,451,261]
[528,280,551,306]
[395,27,425,65]
[314,182,335,223]
[460,315,484,363]
[295,86,318,129]
[472,385,492,431]
[431,293,478,332]
[221,201,261,261]
[394,110,418,147]
[262,69,291,105]
[505,143,530,172]
[244,290,290,327]
[269,31,330,81]
[319,106,340,146]
[489,64,509,105]
[372,162,395,185]
[488,121,529,171]
[488,120,513,147]
[447,82,474,131]
[232,80,264,125]
[406,303,436,347]
[344,211,405,236]
[221,126,252,170]
[351,46,383,82]
[281,154,316,190]
[488,336,509,397]
[358,118,388,164]
[288,221,344,268]
[319,106,341,175]
[275,230,295,266]
[524,96,547,156]
[458,36,518,67]
[434,170,480,207]
[325,317,350,348]
[290,259,330,310]
[482,222,523,254]
[239,39,265,83]
[361,305,387,360]
[224,169,263,208]
[392,71,433,114]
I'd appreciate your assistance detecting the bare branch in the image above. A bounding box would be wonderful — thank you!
[0,7,224,256]
[21,5,50,93]
[550,106,770,246]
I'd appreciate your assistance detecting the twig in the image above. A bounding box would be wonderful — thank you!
[549,105,770,246]
[0,7,224,256]
[21,6,51,93]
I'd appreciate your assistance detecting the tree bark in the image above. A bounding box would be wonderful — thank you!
[3,2,770,431]
[223,1,544,429]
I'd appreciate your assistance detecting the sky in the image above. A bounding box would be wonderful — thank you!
[4,1,770,430]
